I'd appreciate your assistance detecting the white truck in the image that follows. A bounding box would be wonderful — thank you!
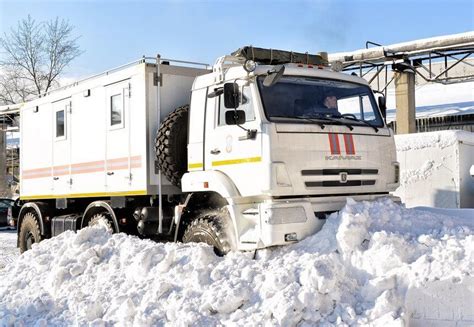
[17,47,400,254]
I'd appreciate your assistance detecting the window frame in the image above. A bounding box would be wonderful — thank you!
[256,75,385,128]
[55,107,67,141]
[109,92,125,130]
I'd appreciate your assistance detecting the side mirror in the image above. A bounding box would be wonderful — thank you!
[224,83,239,109]
[225,110,246,125]
[378,96,387,119]
[263,65,285,87]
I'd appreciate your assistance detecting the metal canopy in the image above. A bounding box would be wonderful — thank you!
[328,31,474,92]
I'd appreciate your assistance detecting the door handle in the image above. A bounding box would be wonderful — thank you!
[53,177,59,180]
[107,172,114,176]
[210,148,221,155]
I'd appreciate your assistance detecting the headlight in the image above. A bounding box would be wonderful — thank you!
[243,59,257,72]
[272,162,292,187]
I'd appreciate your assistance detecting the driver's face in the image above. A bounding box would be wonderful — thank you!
[325,96,337,108]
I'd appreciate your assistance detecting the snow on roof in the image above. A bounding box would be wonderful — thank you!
[384,81,474,122]
[0,198,472,325]
[385,101,474,123]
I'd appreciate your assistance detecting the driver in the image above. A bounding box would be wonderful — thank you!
[323,94,338,110]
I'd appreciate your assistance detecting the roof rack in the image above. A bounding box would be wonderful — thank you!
[232,46,328,66]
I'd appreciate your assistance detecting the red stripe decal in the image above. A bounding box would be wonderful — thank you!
[328,134,335,154]
[334,134,341,154]
[328,133,341,155]
[343,134,356,155]
[350,134,356,154]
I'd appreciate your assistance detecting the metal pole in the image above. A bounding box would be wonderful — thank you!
[156,54,163,234]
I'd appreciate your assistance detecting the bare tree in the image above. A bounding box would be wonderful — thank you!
[0,15,82,105]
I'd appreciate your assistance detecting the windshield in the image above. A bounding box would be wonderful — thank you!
[257,76,384,127]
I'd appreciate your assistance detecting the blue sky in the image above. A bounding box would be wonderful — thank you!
[1,0,473,78]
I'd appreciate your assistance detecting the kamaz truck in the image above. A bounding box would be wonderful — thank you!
[17,47,400,254]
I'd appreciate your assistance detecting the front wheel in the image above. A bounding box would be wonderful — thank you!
[19,212,42,253]
[182,210,235,256]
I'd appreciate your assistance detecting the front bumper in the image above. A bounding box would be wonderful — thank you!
[232,193,400,250]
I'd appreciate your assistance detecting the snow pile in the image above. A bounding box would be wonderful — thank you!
[0,229,19,270]
[0,198,472,326]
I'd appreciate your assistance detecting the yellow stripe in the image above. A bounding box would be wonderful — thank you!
[20,190,147,200]
[212,156,262,167]
[188,163,203,169]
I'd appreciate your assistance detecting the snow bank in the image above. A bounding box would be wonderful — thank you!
[394,130,474,208]
[0,198,472,326]
[0,228,19,270]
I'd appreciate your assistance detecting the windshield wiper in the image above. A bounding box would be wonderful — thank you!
[309,113,354,131]
[336,114,379,132]
[272,115,326,129]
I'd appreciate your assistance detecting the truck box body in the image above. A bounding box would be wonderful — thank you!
[20,61,208,200]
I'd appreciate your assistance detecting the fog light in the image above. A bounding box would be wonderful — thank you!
[243,59,257,72]
[285,233,297,242]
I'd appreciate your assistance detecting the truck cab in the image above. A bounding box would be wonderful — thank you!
[182,48,400,250]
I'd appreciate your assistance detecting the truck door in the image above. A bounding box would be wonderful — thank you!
[204,83,262,195]
[105,80,131,192]
[52,97,72,196]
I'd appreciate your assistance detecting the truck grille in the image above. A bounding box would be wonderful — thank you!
[302,169,378,176]
[302,168,378,188]
[305,180,376,187]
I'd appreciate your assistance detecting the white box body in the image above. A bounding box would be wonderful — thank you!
[20,62,207,200]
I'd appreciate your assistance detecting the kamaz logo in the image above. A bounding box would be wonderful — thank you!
[340,172,348,183]
[327,133,361,160]
[325,155,362,160]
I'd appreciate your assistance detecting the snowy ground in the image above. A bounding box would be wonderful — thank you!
[0,198,472,326]
[0,227,18,270]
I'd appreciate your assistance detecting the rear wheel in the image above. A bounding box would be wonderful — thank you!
[88,212,115,233]
[182,210,234,256]
[19,212,42,253]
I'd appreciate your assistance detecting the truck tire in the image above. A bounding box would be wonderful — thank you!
[89,213,115,233]
[182,210,234,256]
[155,105,189,187]
[19,212,42,253]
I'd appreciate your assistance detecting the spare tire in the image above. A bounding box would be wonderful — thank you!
[155,105,189,187]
